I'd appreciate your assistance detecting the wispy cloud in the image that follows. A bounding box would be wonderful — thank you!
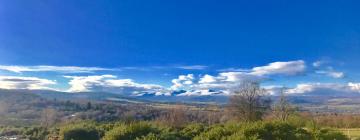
[0,65,117,73]
[217,68,251,72]
[0,65,208,73]
[315,70,344,78]
[311,60,345,79]
[313,60,326,68]
[124,65,208,70]
[174,65,208,70]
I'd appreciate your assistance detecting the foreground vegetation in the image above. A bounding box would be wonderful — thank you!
[0,119,349,140]
[0,82,359,139]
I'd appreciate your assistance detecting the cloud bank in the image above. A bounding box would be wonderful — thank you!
[64,75,169,96]
[0,60,357,97]
[0,76,56,90]
[170,60,306,96]
[58,60,308,96]
[285,82,360,95]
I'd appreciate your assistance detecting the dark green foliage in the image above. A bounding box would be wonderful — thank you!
[23,127,49,140]
[1,120,349,140]
[193,121,341,140]
[180,123,206,139]
[103,122,158,140]
[193,125,232,140]
[59,122,100,140]
[311,128,348,140]
[156,127,184,140]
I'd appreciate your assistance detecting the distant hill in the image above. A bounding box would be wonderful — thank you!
[3,89,360,113]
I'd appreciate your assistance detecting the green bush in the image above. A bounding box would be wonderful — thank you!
[103,122,157,140]
[194,122,314,140]
[59,122,100,140]
[180,123,206,139]
[312,128,348,140]
[237,122,312,140]
[193,125,232,140]
[23,127,49,140]
[36,120,351,140]
[157,128,183,140]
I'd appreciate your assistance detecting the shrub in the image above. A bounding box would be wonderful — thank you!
[194,121,312,140]
[135,133,160,140]
[193,125,232,140]
[23,127,49,140]
[180,123,206,139]
[59,122,100,140]
[312,128,348,140]
[157,128,183,140]
[103,122,157,140]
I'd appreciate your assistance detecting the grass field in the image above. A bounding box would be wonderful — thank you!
[337,128,360,139]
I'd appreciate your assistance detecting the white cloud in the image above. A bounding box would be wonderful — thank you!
[177,89,225,96]
[0,76,56,90]
[0,65,115,73]
[170,60,306,96]
[199,74,217,83]
[286,83,360,95]
[219,61,306,76]
[219,72,262,82]
[348,83,360,91]
[170,72,262,95]
[170,74,194,90]
[250,60,305,76]
[64,75,116,92]
[64,75,168,95]
[315,70,344,78]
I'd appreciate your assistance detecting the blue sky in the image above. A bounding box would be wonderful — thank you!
[0,0,360,95]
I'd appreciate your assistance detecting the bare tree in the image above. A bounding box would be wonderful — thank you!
[273,89,295,121]
[227,82,271,122]
[0,101,9,115]
[158,105,188,128]
[41,108,58,128]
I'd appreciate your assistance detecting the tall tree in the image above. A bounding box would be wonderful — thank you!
[273,88,295,122]
[41,108,57,128]
[227,82,271,122]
